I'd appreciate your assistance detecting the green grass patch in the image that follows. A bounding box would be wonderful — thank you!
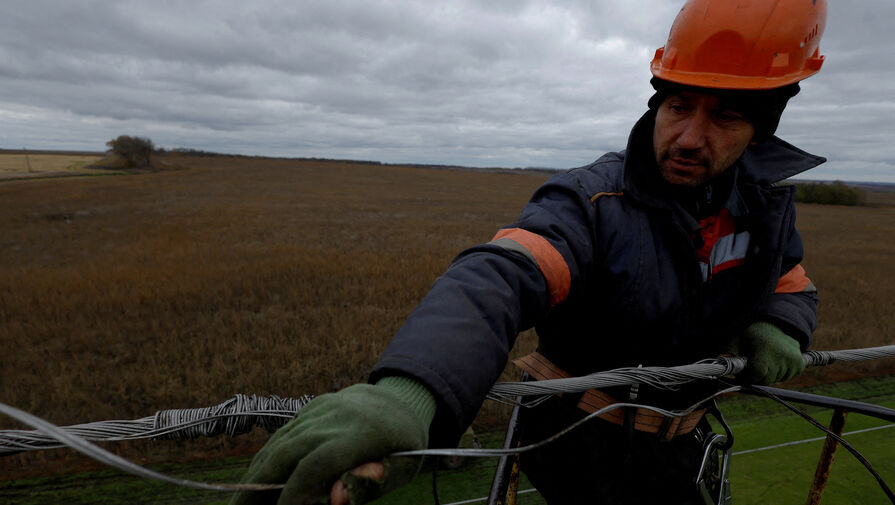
[66,161,89,171]
[0,458,248,505]
[710,376,895,504]
[729,414,895,504]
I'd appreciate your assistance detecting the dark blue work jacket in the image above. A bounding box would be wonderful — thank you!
[371,110,822,448]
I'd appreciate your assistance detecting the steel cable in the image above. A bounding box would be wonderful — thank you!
[1,345,894,495]
[0,393,311,454]
[0,402,284,492]
[486,345,895,404]
[3,346,895,454]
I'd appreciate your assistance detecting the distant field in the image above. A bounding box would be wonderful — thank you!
[0,153,893,501]
[0,152,104,179]
[0,154,549,468]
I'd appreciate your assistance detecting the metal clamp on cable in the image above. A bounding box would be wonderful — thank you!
[695,401,733,505]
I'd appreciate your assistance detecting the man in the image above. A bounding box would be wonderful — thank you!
[232,0,826,503]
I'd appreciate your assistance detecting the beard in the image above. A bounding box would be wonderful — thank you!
[655,146,717,187]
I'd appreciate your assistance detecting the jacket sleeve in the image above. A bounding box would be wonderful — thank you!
[369,169,600,447]
[760,211,818,350]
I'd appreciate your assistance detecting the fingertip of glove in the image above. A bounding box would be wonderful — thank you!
[341,471,386,505]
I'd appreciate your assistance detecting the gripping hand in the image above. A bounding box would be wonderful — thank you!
[734,321,806,385]
[230,377,435,505]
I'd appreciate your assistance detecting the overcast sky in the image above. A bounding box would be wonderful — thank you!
[1,0,893,182]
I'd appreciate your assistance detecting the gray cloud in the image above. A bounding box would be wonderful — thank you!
[0,0,892,181]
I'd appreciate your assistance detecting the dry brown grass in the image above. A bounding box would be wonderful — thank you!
[789,190,895,384]
[0,153,103,179]
[0,156,544,428]
[1,154,892,473]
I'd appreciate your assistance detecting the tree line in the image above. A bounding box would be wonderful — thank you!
[790,180,867,206]
[100,135,869,207]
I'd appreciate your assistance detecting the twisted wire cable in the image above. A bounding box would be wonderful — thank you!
[486,346,895,404]
[0,401,285,492]
[395,386,741,459]
[3,347,894,455]
[1,345,894,493]
[0,394,312,455]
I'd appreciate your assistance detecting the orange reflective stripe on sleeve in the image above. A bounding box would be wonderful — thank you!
[776,264,817,293]
[490,228,571,306]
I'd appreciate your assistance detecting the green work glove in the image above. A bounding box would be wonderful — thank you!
[731,321,806,385]
[229,376,436,505]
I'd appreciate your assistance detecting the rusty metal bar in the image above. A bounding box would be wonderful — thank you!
[743,385,895,503]
[752,386,895,422]
[488,372,528,505]
[487,401,524,505]
[805,408,848,505]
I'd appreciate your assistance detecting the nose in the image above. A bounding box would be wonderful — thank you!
[675,110,710,151]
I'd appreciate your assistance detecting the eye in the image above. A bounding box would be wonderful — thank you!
[714,109,746,123]
[668,101,690,114]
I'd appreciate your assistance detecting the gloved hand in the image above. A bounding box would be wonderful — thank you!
[728,321,806,385]
[230,376,436,505]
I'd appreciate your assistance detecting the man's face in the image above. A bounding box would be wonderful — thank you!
[653,91,756,187]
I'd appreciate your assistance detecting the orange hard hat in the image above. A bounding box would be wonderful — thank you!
[651,0,827,90]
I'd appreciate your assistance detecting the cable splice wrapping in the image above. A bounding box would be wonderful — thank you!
[2,345,894,455]
[0,394,312,454]
[152,394,312,440]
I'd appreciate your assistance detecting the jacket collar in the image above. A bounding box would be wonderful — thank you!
[738,136,827,185]
[621,109,826,211]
